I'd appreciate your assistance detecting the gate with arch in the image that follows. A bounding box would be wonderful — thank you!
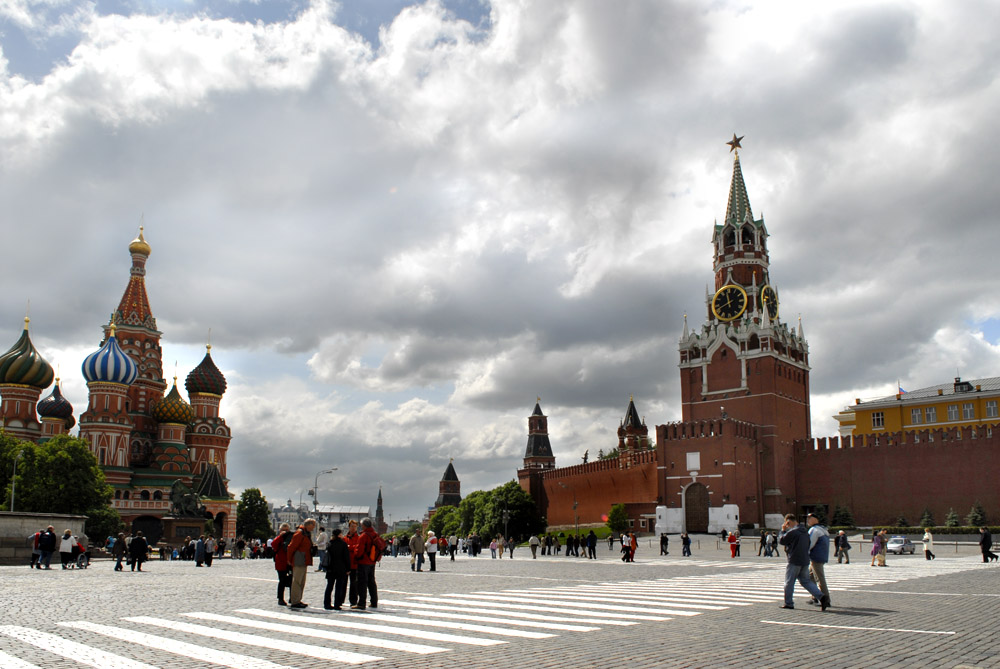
[684,483,709,533]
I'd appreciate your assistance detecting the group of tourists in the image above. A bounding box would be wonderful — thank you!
[273,517,384,610]
[28,526,90,570]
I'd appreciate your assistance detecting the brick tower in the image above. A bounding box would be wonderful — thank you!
[676,136,810,526]
[435,460,462,508]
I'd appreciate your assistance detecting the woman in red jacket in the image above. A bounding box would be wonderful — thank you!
[272,523,293,606]
[344,520,360,608]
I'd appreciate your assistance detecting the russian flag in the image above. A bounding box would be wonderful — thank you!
[898,385,906,394]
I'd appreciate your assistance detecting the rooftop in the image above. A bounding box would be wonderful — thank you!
[850,376,1000,410]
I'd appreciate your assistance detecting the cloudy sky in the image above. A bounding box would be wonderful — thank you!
[2,0,998,522]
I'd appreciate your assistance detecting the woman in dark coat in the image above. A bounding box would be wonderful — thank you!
[129,531,148,572]
[112,532,126,571]
[324,529,353,610]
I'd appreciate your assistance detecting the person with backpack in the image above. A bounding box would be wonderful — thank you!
[353,518,383,610]
[286,519,316,609]
[272,523,294,606]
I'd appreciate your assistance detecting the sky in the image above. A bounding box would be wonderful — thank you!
[2,0,999,523]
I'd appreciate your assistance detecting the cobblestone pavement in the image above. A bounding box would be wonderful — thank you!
[1,543,998,668]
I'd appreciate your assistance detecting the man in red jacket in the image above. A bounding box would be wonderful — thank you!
[271,523,293,606]
[353,518,380,610]
[286,519,316,609]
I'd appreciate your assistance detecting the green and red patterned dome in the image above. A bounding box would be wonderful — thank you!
[185,345,227,396]
[151,379,195,425]
[0,318,55,389]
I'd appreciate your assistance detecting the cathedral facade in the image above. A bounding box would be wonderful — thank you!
[0,230,235,544]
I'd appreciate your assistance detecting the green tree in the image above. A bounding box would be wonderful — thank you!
[607,503,628,533]
[236,488,273,540]
[944,508,960,528]
[919,508,935,527]
[831,505,855,527]
[458,490,489,535]
[965,502,987,527]
[85,505,124,542]
[479,481,545,541]
[428,505,461,537]
[1,434,112,514]
[894,515,909,528]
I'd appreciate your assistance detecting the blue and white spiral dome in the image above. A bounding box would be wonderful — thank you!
[82,325,138,385]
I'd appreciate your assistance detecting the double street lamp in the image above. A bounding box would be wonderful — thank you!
[309,468,338,513]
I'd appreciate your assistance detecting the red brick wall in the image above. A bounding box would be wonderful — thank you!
[538,451,659,527]
[795,425,1000,525]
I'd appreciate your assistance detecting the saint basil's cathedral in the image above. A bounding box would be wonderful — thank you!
[0,230,235,544]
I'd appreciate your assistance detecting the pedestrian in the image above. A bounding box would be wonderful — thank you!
[286,518,316,608]
[720,528,728,541]
[607,534,614,551]
[834,530,851,564]
[508,536,516,559]
[271,522,293,606]
[922,528,935,560]
[345,520,360,606]
[195,535,206,567]
[323,528,351,610]
[587,530,598,559]
[758,529,766,556]
[235,536,246,559]
[449,534,458,561]
[28,530,42,568]
[660,533,669,556]
[204,535,216,567]
[980,527,997,563]
[877,529,888,567]
[681,532,692,556]
[315,526,329,572]
[38,526,57,569]
[870,531,882,567]
[764,531,775,557]
[129,531,148,572]
[112,532,126,571]
[529,534,539,559]
[426,531,438,571]
[806,513,831,608]
[409,528,425,572]
[489,537,498,559]
[778,514,829,611]
[59,529,77,569]
[729,531,740,558]
[353,518,381,610]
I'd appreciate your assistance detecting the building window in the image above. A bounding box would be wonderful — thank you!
[925,407,937,423]
[910,408,922,425]
[872,412,885,429]
[686,452,701,470]
[114,490,121,499]
[947,404,959,421]
[140,490,150,500]
[963,402,975,420]
[153,490,162,500]
[987,400,998,418]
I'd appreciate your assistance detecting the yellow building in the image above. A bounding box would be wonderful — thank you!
[836,377,1000,437]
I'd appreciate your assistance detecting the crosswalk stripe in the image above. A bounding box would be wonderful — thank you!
[125,616,381,664]
[408,596,671,621]
[466,592,701,616]
[232,609,505,647]
[0,649,41,669]
[414,609,599,632]
[378,599,633,626]
[496,589,729,610]
[59,621,294,669]
[531,586,757,605]
[0,625,159,669]
[182,612,451,654]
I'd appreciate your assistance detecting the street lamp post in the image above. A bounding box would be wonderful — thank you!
[10,449,24,512]
[310,467,338,515]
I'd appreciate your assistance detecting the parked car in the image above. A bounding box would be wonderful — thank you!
[885,535,916,555]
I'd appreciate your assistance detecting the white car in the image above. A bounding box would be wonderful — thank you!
[885,536,916,555]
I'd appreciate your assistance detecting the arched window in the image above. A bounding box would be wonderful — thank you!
[123,491,130,500]
[114,490,121,499]
[741,224,755,246]
[153,490,163,501]
[140,490,150,500]
[723,227,736,248]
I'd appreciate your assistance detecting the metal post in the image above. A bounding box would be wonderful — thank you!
[10,450,23,512]
[312,468,338,512]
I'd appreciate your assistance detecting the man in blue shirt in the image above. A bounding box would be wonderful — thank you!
[778,514,829,611]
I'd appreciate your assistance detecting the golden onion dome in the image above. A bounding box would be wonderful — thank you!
[151,378,195,425]
[129,226,151,256]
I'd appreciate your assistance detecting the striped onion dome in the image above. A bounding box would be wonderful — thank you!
[185,345,227,396]
[37,380,76,429]
[151,379,195,425]
[81,324,138,385]
[0,318,55,389]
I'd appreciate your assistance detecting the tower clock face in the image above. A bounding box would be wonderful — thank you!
[711,284,747,322]
[760,284,779,319]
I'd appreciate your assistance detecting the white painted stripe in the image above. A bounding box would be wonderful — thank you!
[59,621,293,669]
[0,625,158,669]
[532,586,758,605]
[408,596,671,621]
[0,649,41,669]
[464,592,700,616]
[378,600,630,627]
[182,612,448,654]
[124,616,380,664]
[498,589,730,610]
[414,609,599,632]
[233,609,505,646]
[872,590,1000,597]
[760,620,955,635]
